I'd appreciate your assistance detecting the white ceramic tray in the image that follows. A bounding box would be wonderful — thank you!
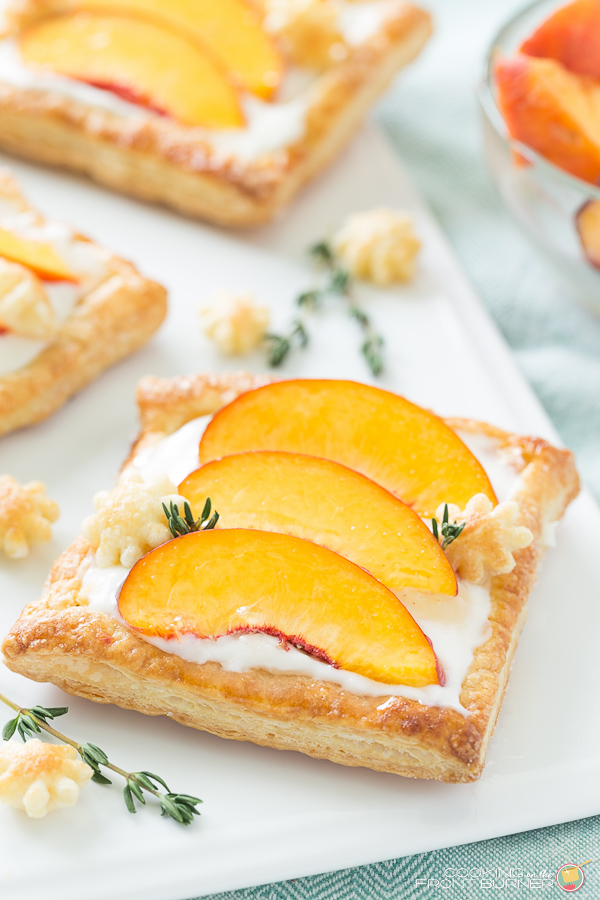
[1,126,599,900]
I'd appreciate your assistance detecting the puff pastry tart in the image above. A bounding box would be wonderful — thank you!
[1,375,580,782]
[0,171,167,436]
[0,0,432,226]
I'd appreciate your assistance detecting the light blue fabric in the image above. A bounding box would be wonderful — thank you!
[201,1,600,896]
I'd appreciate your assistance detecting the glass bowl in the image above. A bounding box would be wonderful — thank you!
[479,0,600,316]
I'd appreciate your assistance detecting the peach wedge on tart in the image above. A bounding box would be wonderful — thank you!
[19,13,245,128]
[199,379,497,518]
[179,451,457,597]
[1,374,580,782]
[118,529,443,687]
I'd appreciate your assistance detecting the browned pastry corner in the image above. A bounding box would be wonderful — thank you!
[0,177,167,436]
[1,374,580,782]
[0,2,432,225]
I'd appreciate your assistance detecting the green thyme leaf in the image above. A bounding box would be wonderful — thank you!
[2,717,18,741]
[308,241,334,265]
[163,500,219,538]
[432,504,466,550]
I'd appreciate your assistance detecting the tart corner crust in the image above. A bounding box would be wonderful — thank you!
[2,374,580,782]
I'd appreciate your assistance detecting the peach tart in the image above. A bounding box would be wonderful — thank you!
[0,170,166,436]
[1,375,579,782]
[0,0,432,225]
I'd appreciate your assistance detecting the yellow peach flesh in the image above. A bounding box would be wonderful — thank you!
[180,451,457,597]
[0,228,76,281]
[20,13,244,128]
[28,0,283,98]
[199,380,497,519]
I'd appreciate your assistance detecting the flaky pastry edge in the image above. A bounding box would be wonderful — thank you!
[1,373,580,782]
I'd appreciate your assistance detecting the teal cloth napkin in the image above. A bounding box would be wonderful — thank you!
[203,1,600,896]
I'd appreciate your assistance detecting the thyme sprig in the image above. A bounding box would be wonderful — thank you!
[265,318,308,367]
[310,240,385,377]
[0,693,202,825]
[432,503,465,550]
[163,498,219,538]
[349,309,384,377]
[264,238,385,373]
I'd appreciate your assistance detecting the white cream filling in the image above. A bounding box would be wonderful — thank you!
[79,414,528,711]
[0,201,109,376]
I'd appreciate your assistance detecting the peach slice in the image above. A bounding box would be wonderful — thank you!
[0,227,76,282]
[93,0,283,99]
[520,0,600,79]
[23,0,283,99]
[20,13,243,128]
[576,199,600,267]
[118,529,442,686]
[198,380,496,519]
[495,55,600,183]
[180,452,457,597]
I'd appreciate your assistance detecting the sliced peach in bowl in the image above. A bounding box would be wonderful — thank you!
[576,199,600,267]
[180,451,457,597]
[198,380,496,519]
[118,529,442,687]
[520,0,600,80]
[20,13,243,128]
[495,54,600,184]
[0,228,76,281]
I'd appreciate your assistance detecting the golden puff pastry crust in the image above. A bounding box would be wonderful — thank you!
[1,373,580,782]
[0,176,167,437]
[0,2,432,226]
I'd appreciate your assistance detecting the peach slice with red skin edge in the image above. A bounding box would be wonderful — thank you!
[495,55,600,184]
[520,0,600,79]
[179,451,457,597]
[19,13,244,129]
[198,380,496,520]
[57,0,283,99]
[118,529,442,687]
[0,228,77,282]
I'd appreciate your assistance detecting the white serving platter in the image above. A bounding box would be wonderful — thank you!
[1,126,599,900]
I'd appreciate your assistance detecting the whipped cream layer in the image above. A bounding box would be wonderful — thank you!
[0,0,401,163]
[81,413,526,711]
[0,201,109,376]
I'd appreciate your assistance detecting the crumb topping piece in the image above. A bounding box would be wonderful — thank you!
[82,471,185,569]
[0,475,59,559]
[333,208,421,285]
[262,0,346,68]
[0,739,92,818]
[201,291,270,357]
[439,494,534,585]
[0,258,56,340]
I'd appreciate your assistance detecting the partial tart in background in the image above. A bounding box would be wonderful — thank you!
[0,0,432,225]
[0,171,167,436]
